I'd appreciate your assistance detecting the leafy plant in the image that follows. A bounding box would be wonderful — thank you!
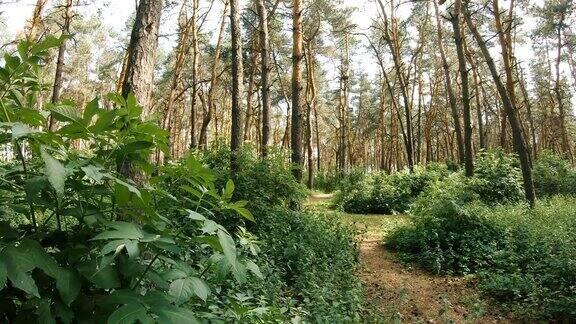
[0,39,264,323]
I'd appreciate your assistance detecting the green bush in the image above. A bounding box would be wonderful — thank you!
[388,175,506,274]
[252,206,363,323]
[532,150,576,197]
[198,145,308,209]
[314,170,343,193]
[470,150,523,204]
[388,187,576,320]
[0,39,267,323]
[337,164,451,214]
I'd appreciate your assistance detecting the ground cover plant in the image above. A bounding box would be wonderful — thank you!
[386,154,576,320]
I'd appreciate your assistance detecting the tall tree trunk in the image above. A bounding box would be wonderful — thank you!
[291,0,303,182]
[434,0,465,163]
[451,0,474,176]
[120,0,163,180]
[464,2,535,206]
[553,11,572,161]
[257,0,271,158]
[230,0,244,172]
[48,0,73,131]
[189,0,199,150]
[304,43,317,189]
[376,0,414,171]
[243,36,259,141]
[199,1,228,148]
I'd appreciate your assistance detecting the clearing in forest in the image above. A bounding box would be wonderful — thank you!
[307,193,514,323]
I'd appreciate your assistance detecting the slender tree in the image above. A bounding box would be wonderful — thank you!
[48,0,74,131]
[450,0,474,176]
[230,0,244,172]
[291,0,304,181]
[464,1,535,206]
[257,0,271,158]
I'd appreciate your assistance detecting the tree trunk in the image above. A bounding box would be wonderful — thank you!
[199,0,228,149]
[304,42,316,189]
[376,0,414,171]
[464,2,535,207]
[451,0,474,176]
[291,0,303,182]
[48,0,73,131]
[433,0,465,164]
[257,0,271,158]
[26,0,48,42]
[120,0,163,180]
[230,0,244,172]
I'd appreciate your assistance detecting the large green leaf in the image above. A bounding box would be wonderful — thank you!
[50,105,84,125]
[78,260,120,289]
[2,245,39,297]
[56,269,81,306]
[107,303,153,324]
[154,306,201,324]
[189,277,210,301]
[91,222,143,241]
[40,148,66,197]
[0,259,7,289]
[81,165,106,182]
[246,260,263,279]
[12,122,37,140]
[31,35,67,55]
[83,98,100,124]
[169,278,194,305]
[217,229,237,266]
[37,298,56,324]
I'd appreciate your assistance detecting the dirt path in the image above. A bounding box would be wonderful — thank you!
[307,193,513,323]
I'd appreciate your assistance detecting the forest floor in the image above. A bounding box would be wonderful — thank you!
[306,193,516,323]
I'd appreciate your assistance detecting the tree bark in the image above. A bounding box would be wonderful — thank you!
[291,0,303,182]
[433,0,465,164]
[257,0,271,158]
[451,0,474,176]
[120,0,163,180]
[199,0,228,149]
[48,0,73,131]
[464,2,535,206]
[230,0,244,172]
[26,0,48,43]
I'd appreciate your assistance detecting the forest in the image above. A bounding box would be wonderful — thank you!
[0,0,575,322]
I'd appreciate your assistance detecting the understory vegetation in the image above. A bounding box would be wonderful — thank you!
[321,149,576,320]
[0,39,363,323]
[376,153,576,320]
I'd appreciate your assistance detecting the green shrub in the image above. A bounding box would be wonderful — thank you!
[314,169,343,193]
[470,150,523,204]
[198,145,308,209]
[532,150,576,197]
[388,175,506,274]
[252,206,364,323]
[388,190,576,320]
[337,164,451,214]
[0,39,266,323]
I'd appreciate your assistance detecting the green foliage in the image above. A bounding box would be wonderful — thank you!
[0,39,266,323]
[198,144,308,210]
[335,164,451,214]
[387,179,576,320]
[532,150,576,196]
[470,150,523,204]
[251,206,364,323]
[194,146,365,322]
